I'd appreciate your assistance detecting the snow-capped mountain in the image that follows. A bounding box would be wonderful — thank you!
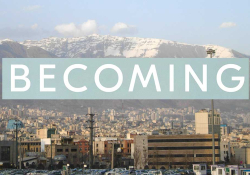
[20,34,249,58]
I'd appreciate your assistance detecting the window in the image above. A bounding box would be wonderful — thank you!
[201,166,206,170]
[194,166,199,170]
[65,149,69,152]
[148,146,220,150]
[57,149,63,152]
[96,144,98,147]
[218,169,222,175]
[97,149,98,152]
[105,144,107,148]
[71,149,77,152]
[1,146,10,161]
[148,138,219,142]
[36,148,38,152]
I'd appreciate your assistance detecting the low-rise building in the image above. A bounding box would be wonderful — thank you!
[134,134,220,169]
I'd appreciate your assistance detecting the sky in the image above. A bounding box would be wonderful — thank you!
[0,0,249,55]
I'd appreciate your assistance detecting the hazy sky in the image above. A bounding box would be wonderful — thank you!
[0,0,249,55]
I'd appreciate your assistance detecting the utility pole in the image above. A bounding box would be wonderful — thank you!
[15,122,18,169]
[87,107,95,169]
[111,142,114,169]
[14,120,19,169]
[19,137,22,169]
[211,99,215,165]
[50,124,53,170]
[207,48,216,165]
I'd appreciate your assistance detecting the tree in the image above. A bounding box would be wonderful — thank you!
[229,155,240,165]
[133,146,141,169]
[152,147,159,169]
[142,149,148,169]
[57,161,63,169]
[180,153,192,169]
[166,150,175,169]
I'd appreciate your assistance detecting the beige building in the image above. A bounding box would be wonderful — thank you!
[37,129,47,139]
[234,147,250,165]
[37,128,56,139]
[45,137,81,166]
[195,109,220,135]
[20,140,41,154]
[134,134,220,169]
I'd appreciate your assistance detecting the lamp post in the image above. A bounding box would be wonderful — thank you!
[207,48,216,165]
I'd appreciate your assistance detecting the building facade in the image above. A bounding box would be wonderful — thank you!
[134,134,220,169]
[0,141,17,167]
[75,139,89,155]
[195,109,220,135]
[45,137,81,167]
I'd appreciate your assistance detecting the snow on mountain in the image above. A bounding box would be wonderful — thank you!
[0,39,13,45]
[20,34,248,58]
[204,45,235,58]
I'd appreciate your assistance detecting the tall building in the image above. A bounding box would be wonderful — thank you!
[195,109,220,135]
[134,134,220,169]
[220,124,231,136]
[243,113,250,124]
[188,107,193,114]
[37,128,56,139]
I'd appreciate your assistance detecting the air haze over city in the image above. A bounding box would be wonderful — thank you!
[0,0,250,174]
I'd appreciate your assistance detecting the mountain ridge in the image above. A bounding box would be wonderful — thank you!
[20,34,250,59]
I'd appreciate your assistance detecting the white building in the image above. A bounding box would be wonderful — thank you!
[220,136,231,162]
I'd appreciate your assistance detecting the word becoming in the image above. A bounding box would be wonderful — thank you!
[11,64,244,93]
[2,58,249,99]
